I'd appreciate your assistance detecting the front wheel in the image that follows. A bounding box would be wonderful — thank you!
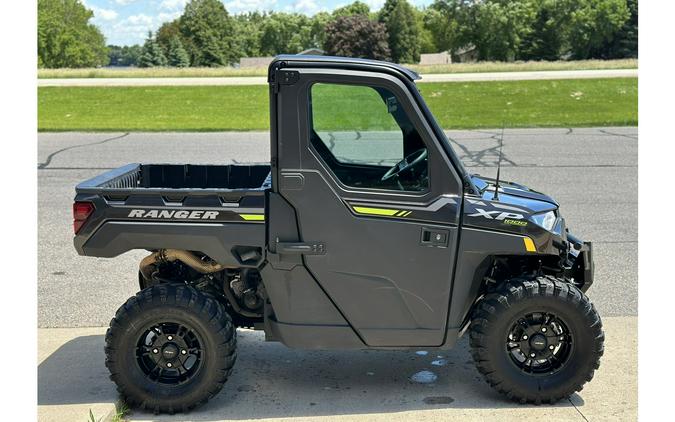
[105,284,236,413]
[470,276,604,404]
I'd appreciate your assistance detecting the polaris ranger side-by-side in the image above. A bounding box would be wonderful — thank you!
[73,56,602,413]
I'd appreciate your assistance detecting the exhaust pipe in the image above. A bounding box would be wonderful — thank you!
[140,249,228,280]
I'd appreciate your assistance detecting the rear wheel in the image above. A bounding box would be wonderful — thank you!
[105,284,236,413]
[469,276,603,404]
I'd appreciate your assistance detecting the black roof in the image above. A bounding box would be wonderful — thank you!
[269,55,421,82]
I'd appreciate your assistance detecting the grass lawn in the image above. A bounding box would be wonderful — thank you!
[38,59,637,79]
[38,78,637,132]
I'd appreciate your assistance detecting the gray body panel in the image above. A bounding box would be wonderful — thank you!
[281,170,458,346]
[447,227,538,329]
[80,221,265,268]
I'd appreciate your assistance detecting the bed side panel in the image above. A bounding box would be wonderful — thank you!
[79,221,264,267]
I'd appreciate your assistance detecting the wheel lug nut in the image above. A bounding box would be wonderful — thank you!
[166,362,172,368]
[530,353,536,358]
[181,350,187,355]
[167,335,173,341]
[522,335,528,340]
[541,327,547,332]
[549,345,555,350]
[560,337,564,341]
[152,348,158,354]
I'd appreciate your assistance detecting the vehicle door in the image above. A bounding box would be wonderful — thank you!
[273,68,464,347]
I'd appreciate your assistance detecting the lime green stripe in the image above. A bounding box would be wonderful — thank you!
[353,206,400,216]
[240,214,265,221]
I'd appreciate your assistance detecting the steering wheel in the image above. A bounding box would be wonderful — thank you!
[381,148,428,181]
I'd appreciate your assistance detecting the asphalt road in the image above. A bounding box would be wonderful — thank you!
[37,127,637,328]
[37,68,638,87]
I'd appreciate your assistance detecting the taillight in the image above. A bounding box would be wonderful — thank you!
[73,202,94,234]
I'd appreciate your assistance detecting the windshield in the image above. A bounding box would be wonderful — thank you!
[409,80,478,194]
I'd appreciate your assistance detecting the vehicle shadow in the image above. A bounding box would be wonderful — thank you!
[38,331,584,421]
[38,334,118,407]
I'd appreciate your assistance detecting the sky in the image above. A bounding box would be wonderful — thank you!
[84,0,434,46]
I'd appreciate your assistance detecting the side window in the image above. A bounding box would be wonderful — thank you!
[309,83,429,192]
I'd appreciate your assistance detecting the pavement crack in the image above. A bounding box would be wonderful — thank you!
[568,397,590,422]
[598,129,638,140]
[38,133,129,170]
[449,136,518,168]
[472,129,501,136]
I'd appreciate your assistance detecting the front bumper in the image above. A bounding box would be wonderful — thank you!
[565,240,594,292]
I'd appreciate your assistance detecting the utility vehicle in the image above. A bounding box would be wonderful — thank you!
[73,55,602,413]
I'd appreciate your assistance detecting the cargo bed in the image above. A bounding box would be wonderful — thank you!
[73,163,270,268]
[76,163,271,193]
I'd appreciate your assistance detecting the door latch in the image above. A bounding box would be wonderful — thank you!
[420,228,449,248]
[276,241,326,255]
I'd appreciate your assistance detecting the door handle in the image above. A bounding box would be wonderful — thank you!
[276,241,326,255]
[420,228,449,247]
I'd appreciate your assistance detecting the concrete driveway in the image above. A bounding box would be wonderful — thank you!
[40,316,635,422]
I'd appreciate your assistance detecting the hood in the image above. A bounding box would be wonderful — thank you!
[470,174,558,213]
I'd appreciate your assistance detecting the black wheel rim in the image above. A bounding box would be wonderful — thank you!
[135,321,204,385]
[505,312,573,375]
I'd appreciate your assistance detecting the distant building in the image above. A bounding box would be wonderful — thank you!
[239,49,325,68]
[452,45,478,63]
[419,51,452,65]
[239,56,275,68]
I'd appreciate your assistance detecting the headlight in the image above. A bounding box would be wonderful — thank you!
[531,211,556,231]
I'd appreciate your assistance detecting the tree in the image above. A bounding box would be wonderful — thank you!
[518,0,572,61]
[324,15,391,61]
[233,12,267,57]
[179,0,239,66]
[309,12,332,51]
[259,13,315,55]
[108,45,124,66]
[38,0,109,68]
[167,36,190,67]
[156,20,182,56]
[378,0,420,63]
[601,0,638,58]
[427,0,633,61]
[332,1,371,18]
[426,1,467,55]
[590,0,638,59]
[108,45,142,66]
[415,7,437,54]
[429,0,548,61]
[138,31,167,67]
[567,0,630,59]
[123,45,142,66]
[464,0,538,61]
